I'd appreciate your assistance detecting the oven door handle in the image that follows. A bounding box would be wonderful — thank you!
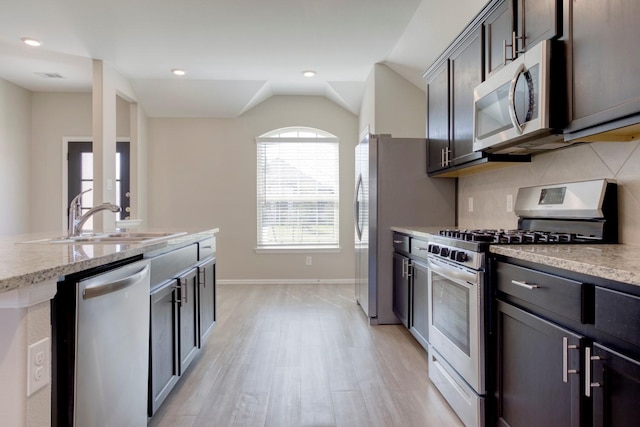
[428,257,477,285]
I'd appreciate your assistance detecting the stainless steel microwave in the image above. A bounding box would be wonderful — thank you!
[472,40,572,154]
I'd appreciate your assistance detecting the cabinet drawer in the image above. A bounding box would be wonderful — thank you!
[595,287,640,348]
[198,238,216,260]
[496,262,586,323]
[410,238,430,260]
[392,233,410,254]
[149,244,198,287]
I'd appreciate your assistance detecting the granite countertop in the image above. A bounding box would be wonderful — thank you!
[0,228,219,294]
[490,244,640,287]
[391,226,640,287]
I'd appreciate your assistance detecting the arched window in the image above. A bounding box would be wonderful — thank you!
[256,127,339,249]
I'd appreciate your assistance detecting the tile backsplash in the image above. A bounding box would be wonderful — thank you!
[458,141,640,244]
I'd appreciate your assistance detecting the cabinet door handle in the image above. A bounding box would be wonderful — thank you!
[562,337,579,383]
[407,261,412,278]
[513,31,525,55]
[502,39,508,65]
[440,148,445,167]
[511,280,539,290]
[183,281,188,304]
[393,240,403,244]
[199,267,206,288]
[173,284,182,305]
[585,346,602,397]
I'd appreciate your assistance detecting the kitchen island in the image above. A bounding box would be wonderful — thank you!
[0,228,218,427]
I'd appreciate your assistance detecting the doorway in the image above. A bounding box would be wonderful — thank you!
[67,141,131,229]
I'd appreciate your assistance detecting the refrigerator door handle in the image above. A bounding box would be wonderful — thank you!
[354,173,363,241]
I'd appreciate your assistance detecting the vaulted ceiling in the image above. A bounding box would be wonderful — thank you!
[0,0,486,117]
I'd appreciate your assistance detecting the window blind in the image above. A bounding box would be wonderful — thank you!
[256,134,339,248]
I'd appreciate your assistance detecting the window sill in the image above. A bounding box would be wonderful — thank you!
[255,246,341,254]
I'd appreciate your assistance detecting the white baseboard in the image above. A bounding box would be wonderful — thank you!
[217,279,355,285]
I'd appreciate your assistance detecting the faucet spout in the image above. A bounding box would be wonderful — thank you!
[68,189,121,237]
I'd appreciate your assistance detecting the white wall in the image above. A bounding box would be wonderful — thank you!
[30,93,93,233]
[358,63,427,138]
[148,95,358,282]
[0,79,31,235]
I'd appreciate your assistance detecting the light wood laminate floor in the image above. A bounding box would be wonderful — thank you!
[148,283,463,427]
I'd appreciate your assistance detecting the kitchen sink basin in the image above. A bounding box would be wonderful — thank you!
[20,231,187,245]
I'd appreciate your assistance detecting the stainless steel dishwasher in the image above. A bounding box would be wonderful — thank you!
[52,258,150,427]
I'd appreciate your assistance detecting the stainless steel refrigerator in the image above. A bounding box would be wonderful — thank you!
[354,133,455,324]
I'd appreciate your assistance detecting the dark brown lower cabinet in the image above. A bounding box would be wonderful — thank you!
[149,279,179,415]
[178,268,199,375]
[197,257,216,344]
[409,259,429,350]
[497,301,583,427]
[393,252,410,328]
[589,343,640,427]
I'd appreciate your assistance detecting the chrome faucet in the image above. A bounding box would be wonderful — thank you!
[68,189,121,237]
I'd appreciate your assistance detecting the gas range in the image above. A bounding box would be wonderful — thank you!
[423,179,618,427]
[428,179,619,270]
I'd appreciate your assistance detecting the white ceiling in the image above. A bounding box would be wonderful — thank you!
[0,0,486,117]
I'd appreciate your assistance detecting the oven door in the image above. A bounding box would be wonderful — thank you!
[428,256,485,394]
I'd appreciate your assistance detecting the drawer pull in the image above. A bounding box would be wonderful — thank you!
[511,280,539,290]
[393,240,403,244]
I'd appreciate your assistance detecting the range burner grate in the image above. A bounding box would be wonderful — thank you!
[439,229,582,244]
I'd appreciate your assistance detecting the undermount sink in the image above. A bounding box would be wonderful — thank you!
[20,231,187,245]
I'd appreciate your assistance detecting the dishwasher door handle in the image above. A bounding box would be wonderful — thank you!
[83,265,150,300]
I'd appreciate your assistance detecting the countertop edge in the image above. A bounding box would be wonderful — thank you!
[490,244,640,287]
[0,228,219,294]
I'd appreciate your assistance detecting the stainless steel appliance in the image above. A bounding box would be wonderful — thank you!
[52,258,150,427]
[472,40,572,155]
[427,235,486,427]
[354,132,455,324]
[426,179,617,427]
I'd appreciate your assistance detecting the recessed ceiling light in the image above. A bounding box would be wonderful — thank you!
[21,37,42,47]
[171,69,187,76]
[302,70,316,78]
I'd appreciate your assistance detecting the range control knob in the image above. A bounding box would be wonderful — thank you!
[440,248,450,257]
[455,251,468,262]
[449,250,458,260]
[429,245,440,255]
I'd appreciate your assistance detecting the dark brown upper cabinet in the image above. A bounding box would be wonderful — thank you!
[484,0,562,78]
[565,0,640,140]
[426,26,484,174]
[425,0,531,177]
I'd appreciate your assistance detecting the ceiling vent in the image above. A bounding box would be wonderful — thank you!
[35,72,64,79]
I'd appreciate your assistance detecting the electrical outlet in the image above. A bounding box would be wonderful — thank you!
[27,337,50,396]
[468,197,474,213]
[506,194,513,213]
[306,256,312,266]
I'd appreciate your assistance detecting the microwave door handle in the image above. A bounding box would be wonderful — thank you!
[508,63,526,135]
